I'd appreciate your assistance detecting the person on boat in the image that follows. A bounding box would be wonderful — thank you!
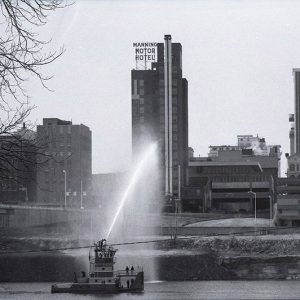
[126,280,130,289]
[131,266,134,275]
[126,266,129,274]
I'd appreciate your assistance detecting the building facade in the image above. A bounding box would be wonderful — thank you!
[277,178,300,225]
[0,124,37,203]
[183,147,279,213]
[131,35,189,209]
[36,118,92,207]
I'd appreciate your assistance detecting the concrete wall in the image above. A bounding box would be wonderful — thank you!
[0,205,98,228]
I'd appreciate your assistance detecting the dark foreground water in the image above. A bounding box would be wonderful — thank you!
[0,281,300,300]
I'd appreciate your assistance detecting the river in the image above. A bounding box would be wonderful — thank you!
[0,281,300,299]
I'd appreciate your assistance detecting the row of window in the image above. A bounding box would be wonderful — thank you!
[45,125,72,134]
[44,151,72,157]
[210,175,270,182]
[159,88,178,95]
[159,79,178,86]
[289,164,300,171]
[198,166,256,174]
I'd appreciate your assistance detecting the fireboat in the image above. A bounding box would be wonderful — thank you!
[51,239,144,294]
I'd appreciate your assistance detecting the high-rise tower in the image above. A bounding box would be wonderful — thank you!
[131,35,188,209]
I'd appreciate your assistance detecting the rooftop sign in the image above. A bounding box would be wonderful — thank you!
[133,42,157,69]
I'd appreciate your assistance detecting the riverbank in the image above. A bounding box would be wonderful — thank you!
[1,234,300,281]
[157,234,300,280]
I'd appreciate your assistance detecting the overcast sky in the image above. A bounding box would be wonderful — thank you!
[29,0,300,175]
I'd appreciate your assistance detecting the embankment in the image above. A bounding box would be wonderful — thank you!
[1,235,300,282]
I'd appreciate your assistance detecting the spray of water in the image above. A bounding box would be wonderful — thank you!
[106,142,157,240]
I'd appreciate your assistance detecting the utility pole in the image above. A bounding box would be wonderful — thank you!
[174,165,181,239]
[63,170,67,209]
[248,191,257,231]
[80,180,84,209]
[269,195,272,227]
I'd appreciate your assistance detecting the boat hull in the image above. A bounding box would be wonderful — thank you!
[51,271,144,294]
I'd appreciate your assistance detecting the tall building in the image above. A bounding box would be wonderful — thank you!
[131,35,189,208]
[36,118,92,207]
[286,69,300,178]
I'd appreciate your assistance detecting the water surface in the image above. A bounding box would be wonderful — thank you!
[1,280,300,299]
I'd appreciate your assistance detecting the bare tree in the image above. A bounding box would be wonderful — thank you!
[0,0,66,106]
[0,1,68,200]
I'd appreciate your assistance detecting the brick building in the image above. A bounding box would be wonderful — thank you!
[36,118,92,207]
[0,125,37,203]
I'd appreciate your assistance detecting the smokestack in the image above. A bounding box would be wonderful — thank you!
[164,34,172,196]
[293,69,300,154]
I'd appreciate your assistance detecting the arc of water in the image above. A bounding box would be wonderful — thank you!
[106,142,157,240]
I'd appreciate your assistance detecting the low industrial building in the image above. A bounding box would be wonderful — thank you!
[182,146,279,213]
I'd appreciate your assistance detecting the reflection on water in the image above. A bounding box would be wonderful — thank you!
[1,281,300,300]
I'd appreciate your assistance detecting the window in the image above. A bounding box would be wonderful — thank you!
[140,117,144,123]
[290,164,295,171]
[139,107,144,114]
[140,98,144,105]
[139,79,144,86]
[139,89,144,96]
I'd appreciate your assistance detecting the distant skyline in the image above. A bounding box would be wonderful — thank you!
[27,0,300,174]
